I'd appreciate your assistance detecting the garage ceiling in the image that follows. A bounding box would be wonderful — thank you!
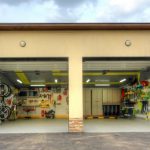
[0,61,149,71]
[83,61,150,71]
[0,59,149,88]
[0,61,68,71]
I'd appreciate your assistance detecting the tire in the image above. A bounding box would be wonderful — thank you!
[0,106,11,120]
[0,83,11,97]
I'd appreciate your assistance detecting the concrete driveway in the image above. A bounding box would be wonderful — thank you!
[0,133,149,150]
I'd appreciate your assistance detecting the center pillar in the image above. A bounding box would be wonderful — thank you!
[68,56,83,132]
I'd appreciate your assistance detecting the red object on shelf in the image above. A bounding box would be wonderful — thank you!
[140,80,149,86]
[121,89,125,101]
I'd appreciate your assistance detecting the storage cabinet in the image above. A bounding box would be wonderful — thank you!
[92,88,103,116]
[83,88,121,116]
[83,88,92,116]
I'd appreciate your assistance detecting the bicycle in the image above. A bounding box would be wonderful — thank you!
[0,83,12,120]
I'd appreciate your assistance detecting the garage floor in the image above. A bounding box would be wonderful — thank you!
[0,119,68,133]
[84,118,150,132]
[0,118,150,133]
[0,133,150,150]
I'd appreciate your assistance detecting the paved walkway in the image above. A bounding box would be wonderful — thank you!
[0,133,150,150]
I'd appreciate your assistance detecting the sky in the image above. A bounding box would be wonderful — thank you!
[0,0,150,23]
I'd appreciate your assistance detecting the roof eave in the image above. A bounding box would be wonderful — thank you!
[0,23,150,30]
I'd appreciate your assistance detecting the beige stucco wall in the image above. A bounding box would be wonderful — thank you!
[0,30,150,119]
[0,30,150,57]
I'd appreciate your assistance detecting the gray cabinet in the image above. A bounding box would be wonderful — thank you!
[92,88,103,115]
[83,88,121,116]
[83,88,92,116]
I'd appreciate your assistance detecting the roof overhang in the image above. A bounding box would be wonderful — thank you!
[0,23,150,31]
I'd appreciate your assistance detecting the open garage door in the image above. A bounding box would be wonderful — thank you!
[0,58,69,133]
[83,57,150,132]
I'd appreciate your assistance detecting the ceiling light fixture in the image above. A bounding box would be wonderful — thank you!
[17,79,22,84]
[86,79,90,83]
[54,79,58,83]
[120,78,127,83]
[30,84,45,87]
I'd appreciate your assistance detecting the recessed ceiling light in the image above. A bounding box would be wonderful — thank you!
[120,78,127,83]
[55,79,58,83]
[86,79,90,83]
[17,79,22,84]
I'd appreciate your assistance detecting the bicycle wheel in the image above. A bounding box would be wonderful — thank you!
[0,83,11,97]
[0,106,11,120]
